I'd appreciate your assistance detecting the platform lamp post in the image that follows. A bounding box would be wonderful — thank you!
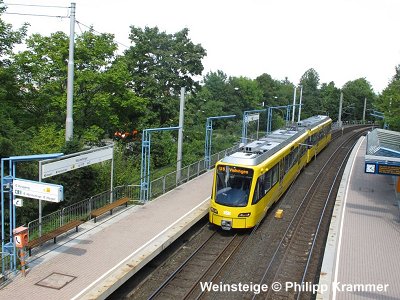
[1,153,63,273]
[140,127,181,202]
[204,115,236,170]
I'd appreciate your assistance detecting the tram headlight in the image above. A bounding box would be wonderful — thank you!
[238,212,251,217]
[210,207,218,214]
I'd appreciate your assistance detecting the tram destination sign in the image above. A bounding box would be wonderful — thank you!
[13,178,63,203]
[41,145,113,179]
[378,164,400,176]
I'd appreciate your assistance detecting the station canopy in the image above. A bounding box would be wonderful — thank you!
[365,128,400,176]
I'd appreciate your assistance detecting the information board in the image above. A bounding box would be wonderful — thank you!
[41,145,113,178]
[13,179,63,202]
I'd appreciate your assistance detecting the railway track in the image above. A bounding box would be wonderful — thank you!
[198,126,372,300]
[251,130,367,300]
[147,230,248,300]
[111,125,373,300]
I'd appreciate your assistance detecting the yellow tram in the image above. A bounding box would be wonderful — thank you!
[209,115,332,230]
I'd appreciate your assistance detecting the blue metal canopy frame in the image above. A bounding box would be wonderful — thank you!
[370,110,387,129]
[241,109,267,145]
[204,115,236,170]
[267,105,295,134]
[1,153,63,273]
[140,127,180,202]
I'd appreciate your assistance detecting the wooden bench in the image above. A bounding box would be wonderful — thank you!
[90,197,129,223]
[26,219,84,256]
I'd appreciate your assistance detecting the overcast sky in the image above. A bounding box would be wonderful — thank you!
[3,0,400,93]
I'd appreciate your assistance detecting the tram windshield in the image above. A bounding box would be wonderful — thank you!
[215,165,253,207]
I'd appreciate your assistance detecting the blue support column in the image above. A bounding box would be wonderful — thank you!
[140,130,150,202]
[204,115,236,170]
[139,126,181,202]
[205,118,213,170]
[267,105,292,133]
[1,152,63,274]
[11,161,16,270]
[286,107,290,123]
[1,159,5,272]
[241,114,247,145]
[241,109,267,145]
[267,107,272,134]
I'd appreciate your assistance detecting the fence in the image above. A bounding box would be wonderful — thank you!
[149,144,240,199]
[27,185,140,241]
[0,252,12,287]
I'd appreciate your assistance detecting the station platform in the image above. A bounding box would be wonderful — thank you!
[318,137,400,299]
[0,171,213,300]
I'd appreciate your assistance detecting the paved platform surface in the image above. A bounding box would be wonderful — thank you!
[1,171,213,300]
[318,137,400,299]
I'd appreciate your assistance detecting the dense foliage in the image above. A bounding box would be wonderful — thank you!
[0,4,397,224]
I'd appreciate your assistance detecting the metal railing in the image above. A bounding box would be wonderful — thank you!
[27,185,140,241]
[149,144,240,200]
[0,252,12,287]
[331,120,377,130]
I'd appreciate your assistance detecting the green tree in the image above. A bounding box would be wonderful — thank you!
[256,73,281,106]
[341,78,375,121]
[0,3,29,158]
[229,76,263,114]
[299,68,321,118]
[124,26,206,125]
[12,29,146,144]
[376,66,400,130]
[320,81,341,120]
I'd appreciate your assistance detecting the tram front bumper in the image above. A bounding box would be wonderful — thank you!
[211,214,247,229]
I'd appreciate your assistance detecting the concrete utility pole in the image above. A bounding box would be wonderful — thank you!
[65,2,76,141]
[363,97,367,123]
[297,85,303,123]
[338,92,343,128]
[176,87,185,184]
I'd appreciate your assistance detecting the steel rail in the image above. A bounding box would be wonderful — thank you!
[147,231,218,299]
[251,129,366,300]
[296,143,354,300]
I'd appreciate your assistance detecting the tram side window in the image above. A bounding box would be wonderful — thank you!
[272,164,279,185]
[284,155,290,172]
[252,175,264,204]
[284,149,299,173]
[292,147,299,165]
[299,144,307,157]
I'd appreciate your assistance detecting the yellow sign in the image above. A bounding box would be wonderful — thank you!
[378,165,400,176]
[217,166,250,175]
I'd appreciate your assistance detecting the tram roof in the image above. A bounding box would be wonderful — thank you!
[221,115,331,166]
[366,128,400,157]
